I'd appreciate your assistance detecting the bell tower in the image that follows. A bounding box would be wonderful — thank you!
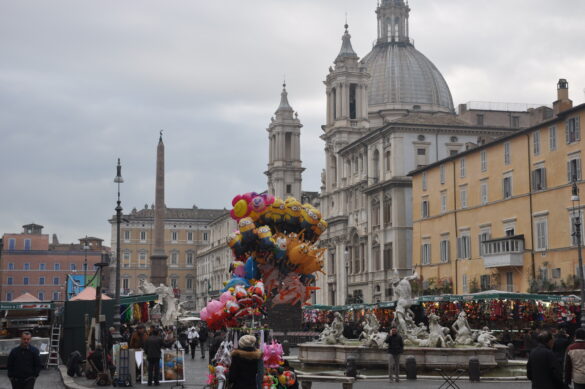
[265,84,304,200]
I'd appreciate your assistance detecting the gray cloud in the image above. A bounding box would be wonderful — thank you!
[1,0,585,244]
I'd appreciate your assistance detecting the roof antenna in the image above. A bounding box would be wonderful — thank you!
[283,74,286,89]
[159,129,163,141]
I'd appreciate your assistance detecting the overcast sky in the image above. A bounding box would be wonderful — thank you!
[1,0,585,245]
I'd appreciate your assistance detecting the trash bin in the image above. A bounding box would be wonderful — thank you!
[405,355,417,380]
[469,357,480,382]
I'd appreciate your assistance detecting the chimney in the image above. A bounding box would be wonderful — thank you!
[553,78,573,116]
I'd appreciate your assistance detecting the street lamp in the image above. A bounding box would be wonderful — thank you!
[113,158,124,337]
[344,248,349,305]
[571,180,585,328]
[83,236,90,288]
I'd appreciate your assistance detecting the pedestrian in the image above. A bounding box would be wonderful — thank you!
[143,328,164,386]
[198,323,209,359]
[553,326,571,365]
[384,326,404,383]
[526,330,563,389]
[7,331,42,389]
[163,327,176,349]
[228,335,262,389]
[564,328,585,389]
[129,324,147,349]
[209,330,225,364]
[187,325,199,360]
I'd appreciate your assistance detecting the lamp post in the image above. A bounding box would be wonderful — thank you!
[83,236,89,288]
[94,253,110,345]
[571,181,585,328]
[344,248,349,305]
[113,158,124,337]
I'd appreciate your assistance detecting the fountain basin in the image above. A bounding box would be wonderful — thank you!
[298,342,508,369]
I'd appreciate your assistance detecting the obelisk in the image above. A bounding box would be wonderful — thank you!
[150,131,168,285]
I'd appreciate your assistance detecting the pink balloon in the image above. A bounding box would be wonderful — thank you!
[220,291,235,304]
[207,299,224,315]
[200,307,209,321]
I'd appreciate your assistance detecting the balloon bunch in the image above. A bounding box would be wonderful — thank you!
[262,341,284,368]
[199,282,266,330]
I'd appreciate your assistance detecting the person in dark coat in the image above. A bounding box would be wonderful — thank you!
[209,330,225,364]
[384,326,404,383]
[198,323,209,359]
[7,331,41,389]
[143,329,164,386]
[227,335,262,389]
[553,327,571,365]
[129,324,147,349]
[526,330,563,389]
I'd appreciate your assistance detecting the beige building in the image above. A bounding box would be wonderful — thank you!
[110,205,226,307]
[411,80,584,294]
[458,102,553,129]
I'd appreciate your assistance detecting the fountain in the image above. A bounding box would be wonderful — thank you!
[298,272,508,369]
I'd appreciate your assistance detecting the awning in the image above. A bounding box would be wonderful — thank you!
[0,302,54,310]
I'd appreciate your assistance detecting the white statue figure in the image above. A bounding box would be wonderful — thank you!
[427,313,454,347]
[322,312,346,344]
[476,326,497,348]
[391,271,419,336]
[139,279,183,326]
[358,313,386,348]
[452,311,474,345]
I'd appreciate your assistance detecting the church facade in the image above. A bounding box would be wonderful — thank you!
[316,0,527,305]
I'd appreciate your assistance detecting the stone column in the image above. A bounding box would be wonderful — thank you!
[150,135,168,286]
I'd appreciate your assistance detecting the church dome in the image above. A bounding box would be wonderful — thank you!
[362,42,454,113]
[360,0,454,114]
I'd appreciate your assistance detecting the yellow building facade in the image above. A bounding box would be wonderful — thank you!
[411,82,585,295]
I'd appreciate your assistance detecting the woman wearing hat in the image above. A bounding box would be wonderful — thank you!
[228,335,262,389]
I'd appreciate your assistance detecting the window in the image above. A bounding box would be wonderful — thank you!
[421,242,431,265]
[568,155,582,182]
[511,116,520,129]
[203,233,208,241]
[24,239,31,250]
[549,126,557,151]
[371,200,380,226]
[440,191,447,213]
[123,278,129,290]
[52,292,60,301]
[480,274,491,290]
[171,278,178,288]
[532,166,547,191]
[38,292,44,301]
[8,263,14,270]
[571,211,585,246]
[383,196,392,226]
[479,229,491,255]
[385,151,391,172]
[39,277,45,285]
[450,150,458,156]
[476,114,484,126]
[440,238,450,263]
[440,165,445,184]
[187,278,193,289]
[480,150,487,172]
[566,116,581,144]
[417,148,426,155]
[53,277,59,285]
[421,199,430,218]
[23,277,29,285]
[186,252,194,266]
[140,231,146,241]
[503,175,512,199]
[552,268,561,279]
[70,264,76,271]
[457,234,471,259]
[123,251,130,268]
[460,158,466,178]
[460,186,468,209]
[462,274,468,293]
[504,142,511,165]
[24,263,30,270]
[383,244,393,270]
[6,292,12,301]
[7,277,12,285]
[540,267,548,281]
[422,172,427,191]
[139,251,147,268]
[286,184,292,194]
[8,239,15,250]
[187,232,193,242]
[54,263,61,271]
[123,230,130,241]
[533,130,541,155]
[171,252,178,265]
[480,181,488,205]
[171,231,178,242]
[39,263,46,270]
[506,272,514,292]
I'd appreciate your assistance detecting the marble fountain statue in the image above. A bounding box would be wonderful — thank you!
[298,271,508,369]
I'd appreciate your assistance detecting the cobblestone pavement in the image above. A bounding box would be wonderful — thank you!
[0,367,65,389]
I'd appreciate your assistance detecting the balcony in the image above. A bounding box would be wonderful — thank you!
[481,235,524,268]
